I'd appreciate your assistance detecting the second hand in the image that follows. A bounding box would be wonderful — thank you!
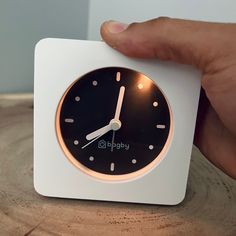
[111,131,115,152]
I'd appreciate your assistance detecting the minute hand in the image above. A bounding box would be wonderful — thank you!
[114,86,125,120]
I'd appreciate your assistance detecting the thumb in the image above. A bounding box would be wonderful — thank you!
[100,18,228,70]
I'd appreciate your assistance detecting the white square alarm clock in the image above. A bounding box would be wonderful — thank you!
[34,38,200,205]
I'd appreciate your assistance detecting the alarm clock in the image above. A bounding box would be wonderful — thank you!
[34,38,200,205]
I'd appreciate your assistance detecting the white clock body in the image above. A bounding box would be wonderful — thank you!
[34,38,200,205]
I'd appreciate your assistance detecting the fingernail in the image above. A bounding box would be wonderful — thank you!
[105,20,128,34]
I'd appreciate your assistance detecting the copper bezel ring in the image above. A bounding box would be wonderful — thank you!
[55,67,173,182]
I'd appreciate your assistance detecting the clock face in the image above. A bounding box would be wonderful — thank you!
[56,67,172,181]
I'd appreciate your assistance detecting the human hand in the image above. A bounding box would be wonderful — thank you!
[100,18,236,179]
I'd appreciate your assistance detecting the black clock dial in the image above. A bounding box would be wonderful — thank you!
[56,67,172,179]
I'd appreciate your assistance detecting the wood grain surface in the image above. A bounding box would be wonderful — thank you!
[0,95,235,236]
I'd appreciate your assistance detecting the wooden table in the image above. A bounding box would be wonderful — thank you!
[0,94,235,236]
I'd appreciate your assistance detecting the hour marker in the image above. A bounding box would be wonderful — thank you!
[132,159,137,164]
[156,124,166,129]
[65,118,74,123]
[116,72,121,82]
[149,145,154,150]
[75,96,80,102]
[153,101,158,107]
[74,140,79,145]
[138,83,144,90]
[92,80,98,86]
[110,162,115,172]
[89,156,94,161]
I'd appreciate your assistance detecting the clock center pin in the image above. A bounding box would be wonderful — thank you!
[110,119,121,131]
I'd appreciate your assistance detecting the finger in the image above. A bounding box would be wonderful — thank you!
[100,18,231,70]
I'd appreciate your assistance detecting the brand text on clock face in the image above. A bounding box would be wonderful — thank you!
[98,140,130,151]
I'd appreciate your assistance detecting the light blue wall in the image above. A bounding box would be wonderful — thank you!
[3,0,236,93]
[0,0,89,93]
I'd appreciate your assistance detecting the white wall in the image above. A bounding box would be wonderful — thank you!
[0,0,89,93]
[88,0,236,40]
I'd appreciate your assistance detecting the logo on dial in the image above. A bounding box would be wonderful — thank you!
[98,140,130,150]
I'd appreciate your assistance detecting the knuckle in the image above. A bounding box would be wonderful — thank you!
[147,17,173,37]
[128,22,140,30]
[151,17,172,30]
[128,17,172,33]
[156,16,171,23]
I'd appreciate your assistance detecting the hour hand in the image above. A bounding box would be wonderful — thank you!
[86,124,112,141]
